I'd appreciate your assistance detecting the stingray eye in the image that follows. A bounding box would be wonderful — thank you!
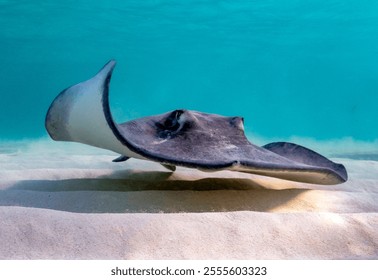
[164,110,183,129]
[156,110,186,138]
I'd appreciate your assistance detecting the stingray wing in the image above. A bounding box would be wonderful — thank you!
[45,61,347,185]
[45,60,143,159]
[235,142,347,184]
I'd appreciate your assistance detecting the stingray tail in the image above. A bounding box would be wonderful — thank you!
[45,60,142,159]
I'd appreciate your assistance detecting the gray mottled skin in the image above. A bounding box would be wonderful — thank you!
[116,110,347,183]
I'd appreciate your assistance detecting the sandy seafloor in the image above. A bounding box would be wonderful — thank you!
[0,140,377,259]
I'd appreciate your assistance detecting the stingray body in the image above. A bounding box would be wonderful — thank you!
[45,60,347,185]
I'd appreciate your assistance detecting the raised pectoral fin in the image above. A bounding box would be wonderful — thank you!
[45,60,143,160]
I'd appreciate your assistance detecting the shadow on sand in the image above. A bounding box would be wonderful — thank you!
[1,170,310,213]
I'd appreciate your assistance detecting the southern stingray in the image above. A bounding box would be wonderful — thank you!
[45,60,347,185]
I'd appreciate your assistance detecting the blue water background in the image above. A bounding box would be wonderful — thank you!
[0,0,377,142]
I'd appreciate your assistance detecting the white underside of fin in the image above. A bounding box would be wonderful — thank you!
[46,60,144,160]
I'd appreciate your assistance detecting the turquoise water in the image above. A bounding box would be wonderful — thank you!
[1,0,377,143]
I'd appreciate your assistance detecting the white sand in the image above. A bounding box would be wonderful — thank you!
[0,140,377,259]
